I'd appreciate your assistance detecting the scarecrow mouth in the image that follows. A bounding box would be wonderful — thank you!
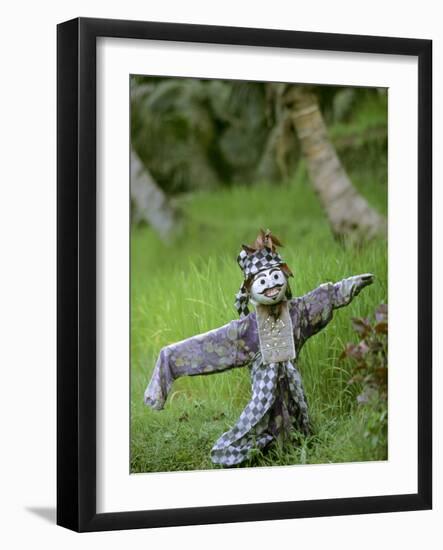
[262,285,282,298]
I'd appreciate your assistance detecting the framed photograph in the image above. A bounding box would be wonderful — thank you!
[57,17,432,532]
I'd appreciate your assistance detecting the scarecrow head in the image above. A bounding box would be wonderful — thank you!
[235,229,293,317]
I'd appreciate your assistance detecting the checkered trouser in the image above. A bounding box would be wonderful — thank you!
[210,355,310,466]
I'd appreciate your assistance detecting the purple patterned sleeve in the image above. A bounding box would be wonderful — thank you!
[296,274,374,340]
[144,315,258,410]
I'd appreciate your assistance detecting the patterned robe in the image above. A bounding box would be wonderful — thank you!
[144,275,370,466]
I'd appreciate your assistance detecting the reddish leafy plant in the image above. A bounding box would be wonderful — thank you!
[341,304,388,404]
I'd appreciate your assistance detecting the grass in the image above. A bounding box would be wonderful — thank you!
[130,168,388,473]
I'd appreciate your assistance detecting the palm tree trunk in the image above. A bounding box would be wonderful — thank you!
[285,86,386,243]
[131,149,183,242]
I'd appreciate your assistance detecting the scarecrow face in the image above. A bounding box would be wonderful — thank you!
[250,267,288,305]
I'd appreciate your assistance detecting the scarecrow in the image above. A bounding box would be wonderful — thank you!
[144,230,374,466]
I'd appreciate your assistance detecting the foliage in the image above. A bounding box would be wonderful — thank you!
[131,76,388,196]
[131,78,272,193]
[327,88,388,190]
[130,173,388,472]
[342,303,388,401]
[131,78,222,194]
[340,304,388,451]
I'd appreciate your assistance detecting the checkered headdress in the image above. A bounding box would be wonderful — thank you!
[234,229,293,318]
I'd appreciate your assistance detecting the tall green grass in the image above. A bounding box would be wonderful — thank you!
[131,171,387,473]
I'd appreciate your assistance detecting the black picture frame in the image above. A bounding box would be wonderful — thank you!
[57,17,432,532]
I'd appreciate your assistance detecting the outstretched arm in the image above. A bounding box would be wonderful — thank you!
[297,274,374,339]
[144,315,256,410]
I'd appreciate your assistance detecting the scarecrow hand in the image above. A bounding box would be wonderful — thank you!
[330,273,375,309]
[354,273,375,293]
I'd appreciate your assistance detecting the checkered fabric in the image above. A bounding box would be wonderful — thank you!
[210,355,310,466]
[237,248,284,279]
[234,284,250,319]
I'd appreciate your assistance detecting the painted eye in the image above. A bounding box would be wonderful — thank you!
[260,279,265,285]
[274,274,279,280]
